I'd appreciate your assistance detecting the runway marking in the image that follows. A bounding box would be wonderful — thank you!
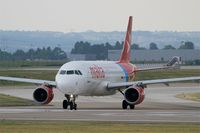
[0,109,65,113]
[1,118,200,123]
[0,108,137,113]
[0,108,199,121]
[0,108,199,114]
[95,112,200,117]
[0,108,199,123]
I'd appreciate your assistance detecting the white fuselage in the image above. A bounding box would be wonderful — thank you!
[55,61,129,96]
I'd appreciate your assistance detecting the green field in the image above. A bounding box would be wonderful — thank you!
[176,92,200,102]
[0,121,199,133]
[0,69,199,86]
[0,94,35,106]
[0,60,65,68]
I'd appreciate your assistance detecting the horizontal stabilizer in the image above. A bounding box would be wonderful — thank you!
[136,56,181,72]
[166,56,181,67]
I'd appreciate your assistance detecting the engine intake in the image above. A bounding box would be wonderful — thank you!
[124,86,145,105]
[33,85,54,104]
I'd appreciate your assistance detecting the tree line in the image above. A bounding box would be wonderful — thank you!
[71,41,195,60]
[149,41,194,50]
[0,47,67,61]
[0,41,195,61]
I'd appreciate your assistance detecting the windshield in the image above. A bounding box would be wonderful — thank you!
[59,70,82,75]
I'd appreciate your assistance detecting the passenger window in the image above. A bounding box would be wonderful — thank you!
[60,70,66,75]
[75,70,79,75]
[78,70,82,75]
[66,70,74,75]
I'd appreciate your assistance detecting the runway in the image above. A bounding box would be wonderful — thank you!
[0,84,199,123]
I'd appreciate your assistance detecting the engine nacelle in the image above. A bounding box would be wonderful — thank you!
[33,85,54,104]
[124,86,145,105]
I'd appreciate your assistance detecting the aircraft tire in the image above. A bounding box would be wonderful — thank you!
[122,100,128,109]
[74,104,77,110]
[63,100,68,109]
[129,104,135,109]
[69,102,73,110]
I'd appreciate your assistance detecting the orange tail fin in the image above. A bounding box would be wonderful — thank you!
[119,16,132,63]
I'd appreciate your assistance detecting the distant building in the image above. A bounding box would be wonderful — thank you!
[68,54,86,61]
[68,53,96,61]
[108,49,200,62]
[85,54,97,60]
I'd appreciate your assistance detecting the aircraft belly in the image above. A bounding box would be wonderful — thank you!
[76,79,116,96]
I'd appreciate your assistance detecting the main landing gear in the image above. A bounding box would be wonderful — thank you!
[119,90,135,110]
[122,100,135,109]
[63,94,77,110]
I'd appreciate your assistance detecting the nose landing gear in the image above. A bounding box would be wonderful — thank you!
[63,94,77,110]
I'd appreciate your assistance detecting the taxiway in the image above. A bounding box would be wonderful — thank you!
[0,84,199,123]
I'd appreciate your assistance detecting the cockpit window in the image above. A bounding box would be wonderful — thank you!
[75,70,79,75]
[66,70,74,75]
[60,70,66,75]
[78,70,82,75]
[60,70,82,75]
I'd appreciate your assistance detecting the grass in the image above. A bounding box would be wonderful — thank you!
[0,69,57,80]
[0,94,35,106]
[0,60,65,68]
[176,92,200,102]
[0,121,199,133]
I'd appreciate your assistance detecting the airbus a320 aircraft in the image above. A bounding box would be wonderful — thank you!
[0,16,199,110]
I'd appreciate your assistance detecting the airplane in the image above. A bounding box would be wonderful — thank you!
[0,16,199,110]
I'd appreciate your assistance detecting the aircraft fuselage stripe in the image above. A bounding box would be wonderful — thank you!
[117,64,129,82]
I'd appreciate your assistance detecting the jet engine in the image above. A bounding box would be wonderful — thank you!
[33,85,54,104]
[124,86,145,105]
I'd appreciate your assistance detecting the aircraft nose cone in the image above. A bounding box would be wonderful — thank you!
[55,75,77,94]
[56,75,67,90]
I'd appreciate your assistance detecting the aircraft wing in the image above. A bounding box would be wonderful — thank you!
[107,76,200,89]
[0,76,56,87]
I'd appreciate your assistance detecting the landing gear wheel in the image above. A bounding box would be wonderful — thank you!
[122,100,135,110]
[69,102,73,110]
[64,94,78,110]
[122,100,128,109]
[74,104,77,110]
[69,102,77,110]
[129,104,135,109]
[63,100,68,109]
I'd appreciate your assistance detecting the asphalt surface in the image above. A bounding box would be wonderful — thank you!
[0,84,199,123]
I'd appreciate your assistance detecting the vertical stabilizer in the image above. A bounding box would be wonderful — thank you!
[119,16,132,63]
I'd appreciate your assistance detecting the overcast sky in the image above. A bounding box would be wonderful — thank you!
[0,0,199,32]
